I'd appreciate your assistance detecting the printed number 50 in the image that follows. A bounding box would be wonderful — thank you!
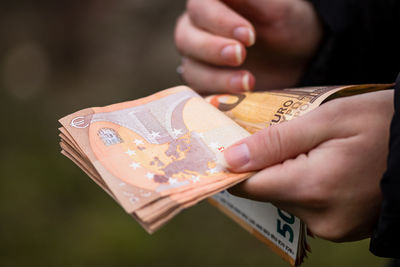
[277,209,295,243]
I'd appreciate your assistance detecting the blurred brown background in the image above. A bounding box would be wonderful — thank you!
[0,1,389,266]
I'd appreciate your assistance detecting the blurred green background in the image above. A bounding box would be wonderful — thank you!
[0,1,389,266]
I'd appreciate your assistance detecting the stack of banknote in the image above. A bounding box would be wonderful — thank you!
[59,86,254,233]
[59,83,392,266]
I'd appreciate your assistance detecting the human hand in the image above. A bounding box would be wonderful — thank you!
[222,90,394,241]
[174,0,323,93]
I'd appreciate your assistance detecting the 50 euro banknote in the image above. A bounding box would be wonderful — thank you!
[59,86,253,233]
[59,83,392,266]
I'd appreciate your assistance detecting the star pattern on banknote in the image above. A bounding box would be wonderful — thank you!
[209,142,219,150]
[141,191,152,197]
[172,128,183,138]
[130,161,141,170]
[150,131,161,139]
[123,191,139,203]
[60,86,274,237]
[208,167,220,174]
[146,172,154,180]
[196,132,204,139]
[125,149,136,156]
[168,178,177,184]
[134,139,144,146]
[191,175,200,183]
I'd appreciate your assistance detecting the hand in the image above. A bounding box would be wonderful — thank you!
[223,90,394,241]
[174,0,323,93]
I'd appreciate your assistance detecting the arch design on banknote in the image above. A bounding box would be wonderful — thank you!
[76,90,224,194]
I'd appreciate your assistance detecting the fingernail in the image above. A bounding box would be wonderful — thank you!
[221,44,242,65]
[224,143,250,168]
[242,73,250,91]
[233,27,255,46]
[230,73,251,91]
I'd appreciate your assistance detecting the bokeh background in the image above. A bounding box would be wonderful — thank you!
[0,1,389,266]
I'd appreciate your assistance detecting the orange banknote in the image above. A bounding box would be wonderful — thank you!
[206,84,393,133]
[59,86,251,232]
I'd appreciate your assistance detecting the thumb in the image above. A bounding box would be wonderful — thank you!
[223,109,335,172]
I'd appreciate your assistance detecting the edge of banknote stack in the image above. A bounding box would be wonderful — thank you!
[58,86,253,234]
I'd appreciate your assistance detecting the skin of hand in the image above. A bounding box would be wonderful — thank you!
[222,90,394,242]
[174,0,323,93]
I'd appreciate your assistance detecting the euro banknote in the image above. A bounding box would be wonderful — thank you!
[59,86,252,233]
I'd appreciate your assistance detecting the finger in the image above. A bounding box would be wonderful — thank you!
[187,0,255,46]
[175,14,246,67]
[228,152,337,234]
[223,106,343,172]
[228,162,323,242]
[228,154,308,204]
[180,57,255,93]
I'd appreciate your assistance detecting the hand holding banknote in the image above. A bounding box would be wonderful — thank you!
[174,0,322,93]
[223,90,394,241]
[60,83,394,265]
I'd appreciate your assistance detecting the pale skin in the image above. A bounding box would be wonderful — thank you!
[175,0,395,241]
[175,0,323,92]
[224,90,394,241]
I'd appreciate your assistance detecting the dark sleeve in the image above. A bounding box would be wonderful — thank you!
[301,0,400,86]
[369,74,400,258]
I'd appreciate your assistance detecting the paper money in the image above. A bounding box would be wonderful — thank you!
[206,83,393,266]
[59,86,252,233]
[206,84,393,133]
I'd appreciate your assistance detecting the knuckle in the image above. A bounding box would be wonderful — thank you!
[187,0,220,28]
[186,0,199,18]
[299,174,333,209]
[313,101,343,129]
[265,1,293,25]
[261,126,283,163]
[309,216,350,242]
[322,96,352,120]
[318,102,340,122]
[275,2,292,20]
[300,188,330,209]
